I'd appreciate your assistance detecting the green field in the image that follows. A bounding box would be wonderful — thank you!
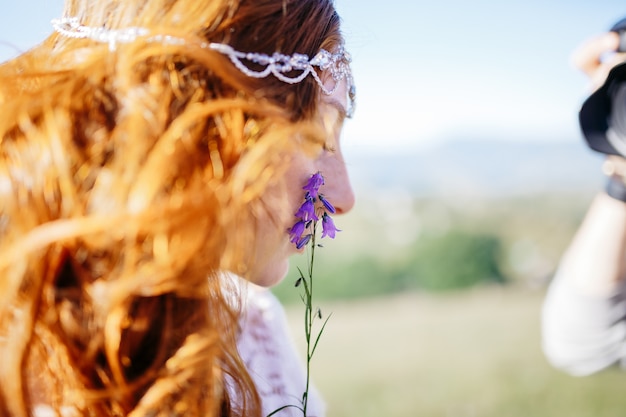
[284,287,626,417]
[274,192,626,416]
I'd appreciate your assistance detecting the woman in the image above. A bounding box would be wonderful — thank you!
[0,0,355,416]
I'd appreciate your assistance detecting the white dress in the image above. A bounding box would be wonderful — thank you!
[236,283,326,417]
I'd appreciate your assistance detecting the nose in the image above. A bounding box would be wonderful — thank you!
[319,154,355,215]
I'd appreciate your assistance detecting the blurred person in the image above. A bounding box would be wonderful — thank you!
[0,0,355,416]
[541,28,626,376]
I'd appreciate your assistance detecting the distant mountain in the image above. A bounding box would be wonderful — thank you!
[347,139,606,198]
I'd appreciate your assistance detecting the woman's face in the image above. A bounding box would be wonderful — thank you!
[247,77,355,287]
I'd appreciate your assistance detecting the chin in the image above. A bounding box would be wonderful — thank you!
[250,257,290,288]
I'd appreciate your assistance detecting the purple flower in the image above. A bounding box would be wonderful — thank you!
[321,212,340,239]
[296,234,312,249]
[303,172,325,199]
[318,194,336,214]
[295,196,319,222]
[289,172,341,249]
[289,220,307,243]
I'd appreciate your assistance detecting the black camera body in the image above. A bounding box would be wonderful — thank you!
[579,18,626,156]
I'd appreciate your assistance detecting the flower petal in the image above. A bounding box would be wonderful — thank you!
[319,194,336,214]
[289,220,307,243]
[303,172,325,199]
[321,213,340,239]
[294,197,318,221]
[296,234,312,249]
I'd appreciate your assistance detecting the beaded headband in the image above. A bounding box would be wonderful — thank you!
[51,17,355,116]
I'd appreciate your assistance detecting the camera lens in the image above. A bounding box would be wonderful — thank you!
[579,63,626,156]
[606,82,626,155]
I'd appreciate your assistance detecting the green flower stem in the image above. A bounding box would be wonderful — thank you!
[302,222,317,417]
[270,171,338,417]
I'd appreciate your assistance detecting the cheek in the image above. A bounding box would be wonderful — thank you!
[259,153,318,242]
[245,156,320,285]
[255,172,304,247]
[285,157,317,205]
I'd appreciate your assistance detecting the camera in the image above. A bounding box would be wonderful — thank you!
[579,18,626,156]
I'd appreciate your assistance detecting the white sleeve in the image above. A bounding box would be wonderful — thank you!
[542,269,626,376]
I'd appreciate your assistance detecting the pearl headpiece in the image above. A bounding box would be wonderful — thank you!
[51,17,355,116]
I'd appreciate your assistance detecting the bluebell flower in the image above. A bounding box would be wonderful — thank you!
[279,171,342,417]
[303,171,324,199]
[294,196,319,222]
[318,194,336,214]
[321,212,340,239]
[290,172,340,249]
[289,220,307,244]
[296,234,312,249]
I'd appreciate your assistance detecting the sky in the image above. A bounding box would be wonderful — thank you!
[1,1,625,153]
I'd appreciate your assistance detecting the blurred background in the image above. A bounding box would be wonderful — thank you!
[2,1,626,415]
